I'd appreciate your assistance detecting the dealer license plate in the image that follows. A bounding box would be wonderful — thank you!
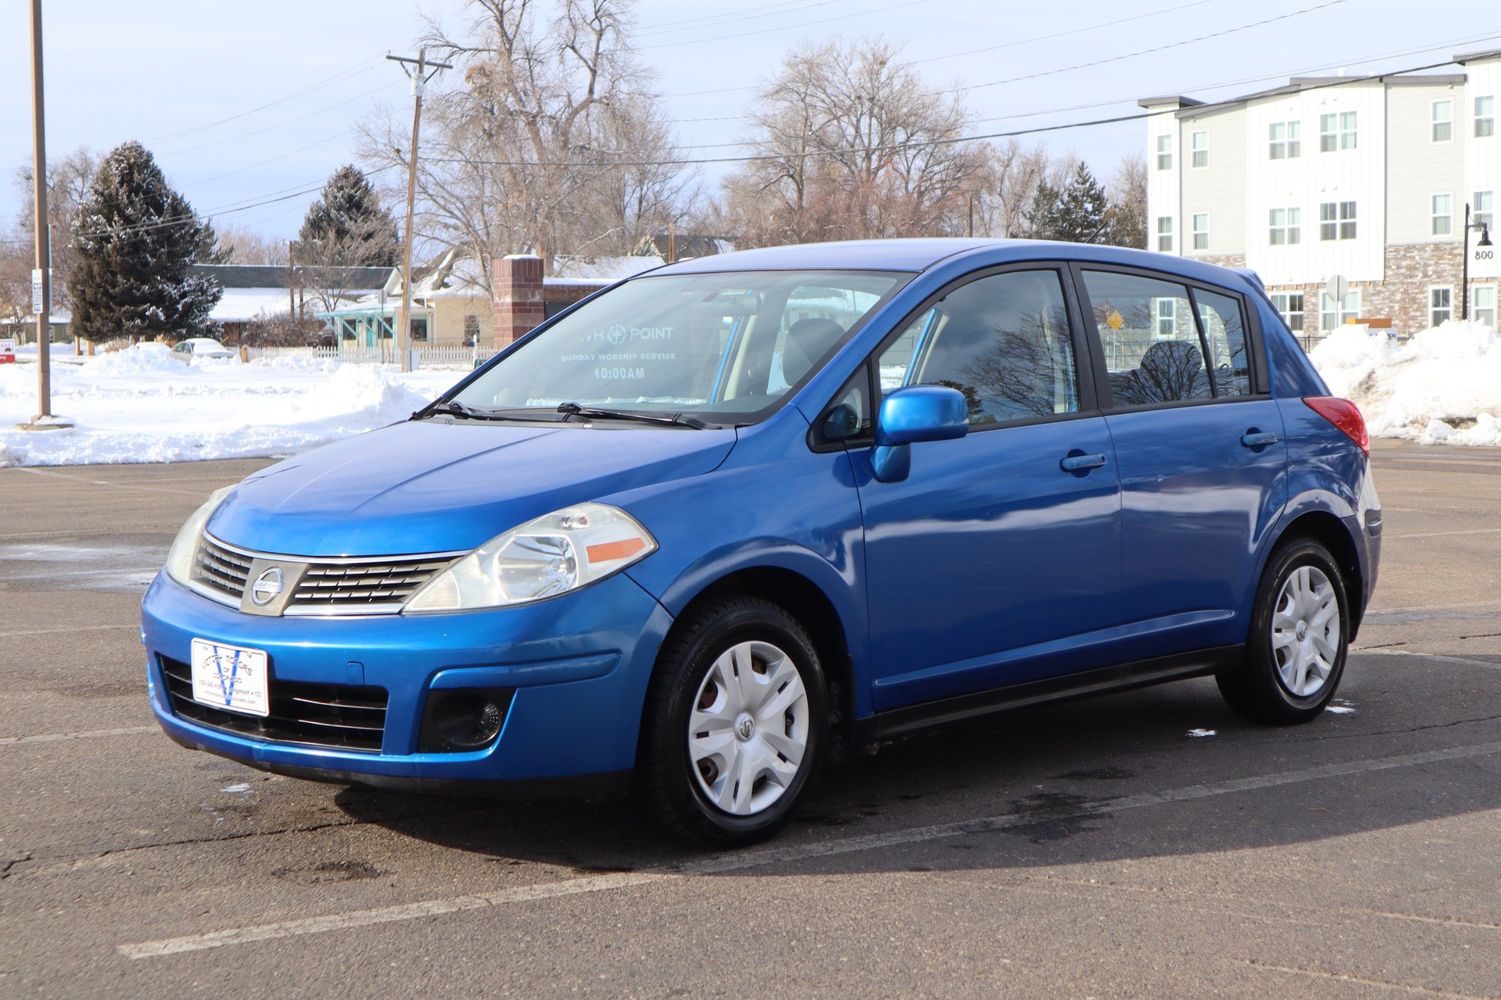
[190,638,270,717]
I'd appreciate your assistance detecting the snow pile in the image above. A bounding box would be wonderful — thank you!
[1309,320,1501,446]
[0,344,456,467]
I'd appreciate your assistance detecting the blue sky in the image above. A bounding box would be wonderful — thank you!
[2,0,1497,244]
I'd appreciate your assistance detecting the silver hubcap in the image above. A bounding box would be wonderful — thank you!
[1271,565,1341,697]
[688,640,809,816]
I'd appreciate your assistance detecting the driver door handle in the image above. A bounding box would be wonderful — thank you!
[1241,430,1280,449]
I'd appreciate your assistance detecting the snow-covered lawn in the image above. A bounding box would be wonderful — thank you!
[0,344,459,467]
[1309,320,1501,447]
[3,321,1498,467]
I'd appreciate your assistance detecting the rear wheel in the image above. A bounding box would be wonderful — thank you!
[638,596,826,847]
[1218,538,1349,724]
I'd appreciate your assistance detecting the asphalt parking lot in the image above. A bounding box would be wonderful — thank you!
[2,440,1499,999]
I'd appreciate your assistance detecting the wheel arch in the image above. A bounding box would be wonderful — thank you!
[645,565,860,755]
[1265,508,1366,641]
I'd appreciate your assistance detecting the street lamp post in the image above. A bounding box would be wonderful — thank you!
[1460,201,1494,321]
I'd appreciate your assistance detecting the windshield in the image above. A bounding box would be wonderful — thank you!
[450,269,906,424]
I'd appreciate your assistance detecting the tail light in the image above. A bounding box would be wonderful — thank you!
[1304,396,1368,454]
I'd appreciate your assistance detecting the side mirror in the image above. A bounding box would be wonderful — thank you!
[870,385,968,482]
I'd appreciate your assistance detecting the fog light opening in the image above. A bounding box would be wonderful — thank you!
[420,689,513,753]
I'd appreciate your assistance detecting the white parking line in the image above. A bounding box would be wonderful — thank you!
[118,740,1501,960]
[1389,527,1501,540]
[1362,649,1501,671]
[0,725,156,747]
[0,624,139,639]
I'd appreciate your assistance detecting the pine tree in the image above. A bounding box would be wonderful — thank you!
[67,141,222,343]
[1024,162,1113,244]
[295,166,399,267]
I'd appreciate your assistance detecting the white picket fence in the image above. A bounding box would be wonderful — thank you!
[245,345,501,369]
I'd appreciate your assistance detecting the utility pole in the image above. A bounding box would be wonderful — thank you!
[387,49,450,373]
[24,0,65,430]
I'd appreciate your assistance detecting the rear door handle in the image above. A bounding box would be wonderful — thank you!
[1240,430,1280,449]
[1060,452,1108,472]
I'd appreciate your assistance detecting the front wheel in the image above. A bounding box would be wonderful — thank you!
[1218,538,1350,724]
[638,597,826,847]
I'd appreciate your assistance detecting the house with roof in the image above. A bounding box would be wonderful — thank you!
[189,264,394,343]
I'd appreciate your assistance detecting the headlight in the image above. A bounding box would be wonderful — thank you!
[164,486,234,585]
[405,502,656,613]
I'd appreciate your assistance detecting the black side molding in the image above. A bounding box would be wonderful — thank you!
[853,645,1242,744]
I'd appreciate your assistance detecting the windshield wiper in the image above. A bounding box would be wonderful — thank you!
[556,402,708,429]
[418,401,558,423]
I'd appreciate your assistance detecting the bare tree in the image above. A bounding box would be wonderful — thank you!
[968,141,1075,239]
[9,147,99,313]
[215,225,291,265]
[1104,154,1148,249]
[360,0,691,287]
[716,39,986,247]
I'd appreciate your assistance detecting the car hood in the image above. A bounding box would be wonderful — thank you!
[206,419,737,556]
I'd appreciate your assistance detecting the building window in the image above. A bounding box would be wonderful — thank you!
[1430,286,1453,326]
[1192,213,1210,250]
[1156,216,1173,252]
[1270,292,1305,332]
[1475,95,1494,138]
[1475,191,1494,229]
[1432,99,1454,142]
[1432,193,1454,236]
[1269,207,1302,245]
[1155,134,1172,170]
[1320,111,1357,151]
[1269,121,1301,159]
[1190,130,1208,168]
[1319,201,1357,240]
[1474,285,1497,328]
[1320,289,1361,329]
[1154,296,1178,339]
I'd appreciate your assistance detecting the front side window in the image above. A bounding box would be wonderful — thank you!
[1156,216,1173,252]
[1477,95,1496,138]
[1433,99,1454,142]
[452,269,904,424]
[1320,290,1360,330]
[1474,285,1497,328]
[1191,130,1209,168]
[1083,270,1213,406]
[1192,213,1210,250]
[1269,121,1301,159]
[1320,201,1357,240]
[1269,207,1302,245]
[1155,134,1172,170]
[1433,194,1454,236]
[1270,292,1305,332]
[1430,286,1453,326]
[1474,190,1494,229]
[875,269,1078,427]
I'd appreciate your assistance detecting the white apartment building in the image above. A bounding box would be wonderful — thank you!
[1141,50,1500,338]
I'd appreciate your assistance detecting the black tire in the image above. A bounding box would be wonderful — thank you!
[1218,537,1350,724]
[638,596,827,847]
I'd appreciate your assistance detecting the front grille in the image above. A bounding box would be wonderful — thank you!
[289,557,455,613]
[193,535,252,601]
[189,533,456,615]
[160,655,388,752]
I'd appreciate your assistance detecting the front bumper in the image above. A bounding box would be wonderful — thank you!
[141,570,674,789]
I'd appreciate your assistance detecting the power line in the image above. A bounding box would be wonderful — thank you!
[180,128,359,189]
[636,0,933,51]
[146,56,384,144]
[424,56,1465,170]
[157,82,399,157]
[632,0,855,38]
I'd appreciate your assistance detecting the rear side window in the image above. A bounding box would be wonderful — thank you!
[876,270,1079,427]
[1083,270,1254,406]
[1194,289,1253,396]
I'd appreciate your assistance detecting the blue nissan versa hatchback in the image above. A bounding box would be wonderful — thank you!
[142,239,1381,845]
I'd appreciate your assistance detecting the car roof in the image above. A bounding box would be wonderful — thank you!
[649,238,1261,292]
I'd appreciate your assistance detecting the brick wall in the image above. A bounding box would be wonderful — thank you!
[1366,242,1464,334]
[490,254,545,347]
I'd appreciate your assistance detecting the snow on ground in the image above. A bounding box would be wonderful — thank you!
[1308,320,1501,446]
[0,344,460,467]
